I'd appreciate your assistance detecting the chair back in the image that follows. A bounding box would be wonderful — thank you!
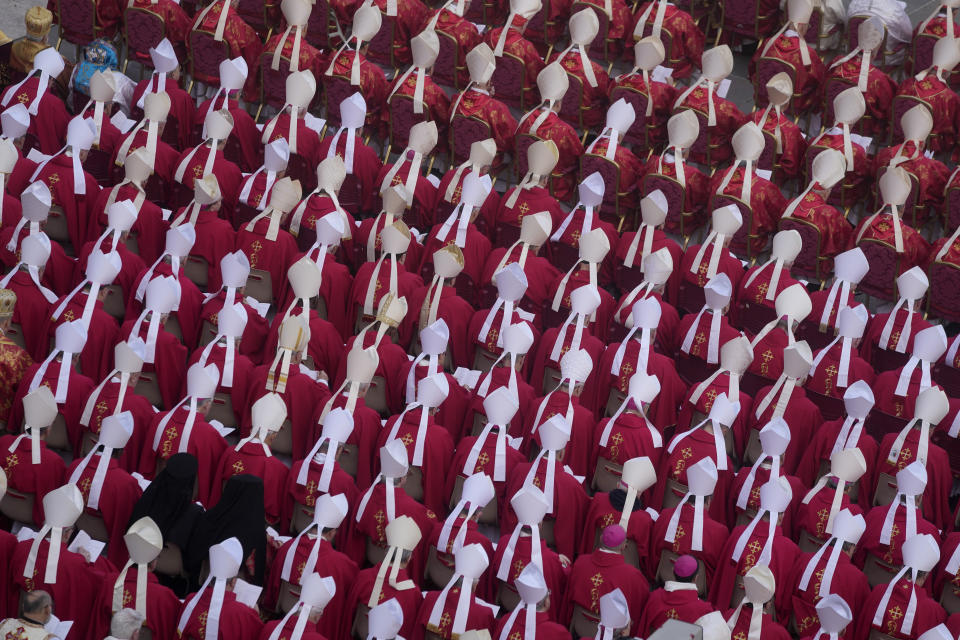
[323,73,356,130]
[182,254,210,291]
[0,488,36,527]
[757,125,780,174]
[558,69,585,129]
[806,389,845,421]
[245,268,274,305]
[570,604,600,639]
[890,95,930,145]
[857,238,901,302]
[753,57,798,114]
[580,152,623,222]
[777,216,823,281]
[491,51,528,110]
[864,411,908,441]
[289,500,314,534]
[661,477,688,510]
[59,0,97,46]
[571,1,611,61]
[188,30,231,86]
[449,473,498,524]
[259,52,291,112]
[124,7,166,66]
[100,284,126,320]
[366,11,397,66]
[433,29,461,88]
[912,32,939,78]
[77,509,110,544]
[287,152,317,193]
[927,261,960,323]
[278,579,301,613]
[609,84,650,150]
[712,192,756,260]
[736,299,778,337]
[450,115,492,166]
[45,206,72,252]
[306,0,336,49]
[863,552,901,588]
[208,391,236,429]
[365,375,390,416]
[591,455,622,493]
[426,546,456,590]
[721,0,766,40]
[641,172,692,238]
[134,371,165,409]
[388,93,429,152]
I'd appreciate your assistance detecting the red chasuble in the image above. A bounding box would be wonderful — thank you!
[282,457,359,535]
[750,109,807,181]
[131,76,197,150]
[187,343,256,428]
[431,9,482,88]
[525,391,595,477]
[262,32,326,96]
[11,539,109,640]
[194,97,264,172]
[514,112,584,203]
[894,74,960,154]
[563,549,648,636]
[827,58,897,136]
[0,434,65,525]
[171,207,236,293]
[89,184,167,265]
[397,284,474,366]
[387,73,451,138]
[745,386,822,474]
[806,341,875,400]
[285,249,354,341]
[235,217,300,306]
[854,504,940,572]
[258,620,326,640]
[138,407,228,506]
[593,342,688,429]
[120,317,187,411]
[750,34,826,113]
[315,135,383,214]
[630,3,705,78]
[709,523,799,610]
[612,290,681,354]
[326,51,390,126]
[362,0,431,65]
[190,0,263,102]
[81,379,156,473]
[861,309,932,364]
[679,243,746,292]
[544,53,611,130]
[639,153,710,232]
[200,291,270,364]
[482,29,544,94]
[852,214,930,274]
[348,260,424,334]
[806,134,871,206]
[66,455,141,566]
[33,153,102,250]
[794,416,879,488]
[724,605,792,640]
[713,170,788,260]
[177,589,263,640]
[42,292,118,382]
[412,589,496,640]
[783,547,870,637]
[502,459,589,559]
[263,306,345,384]
[653,427,734,511]
[264,535,358,639]
[719,467,805,533]
[493,610,571,640]
[528,325,604,400]
[675,91,748,165]
[580,492,656,575]
[172,147,243,220]
[650,502,729,584]
[243,364,331,457]
[480,246,561,312]
[676,311,740,368]
[212,443,290,526]
[447,430,526,513]
[0,77,71,155]
[347,565,424,638]
[792,484,863,545]
[92,565,181,640]
[0,228,71,298]
[638,584,715,635]
[0,336,31,425]
[591,411,663,478]
[375,408,455,514]
[128,261,205,351]
[783,191,854,270]
[8,362,95,457]
[450,90,518,157]
[857,578,946,640]
[746,327,789,382]
[337,332,410,415]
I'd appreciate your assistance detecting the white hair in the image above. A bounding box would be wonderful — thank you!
[110,608,146,639]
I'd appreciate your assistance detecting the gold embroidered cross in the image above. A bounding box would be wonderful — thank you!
[518,202,529,216]
[760,350,774,376]
[477,452,489,469]
[17,92,29,104]
[755,282,768,302]
[400,432,414,446]
[570,230,580,243]
[122,589,133,606]
[666,609,678,620]
[693,332,706,355]
[824,364,838,397]
[63,309,75,322]
[251,240,263,254]
[889,331,901,350]
[305,479,317,506]
[96,400,109,414]
[193,164,204,179]
[513,559,525,578]
[391,174,403,186]
[438,612,452,630]
[4,453,18,470]
[672,524,685,552]
[232,460,245,474]
[48,174,59,185]
[815,508,830,536]
[453,184,463,202]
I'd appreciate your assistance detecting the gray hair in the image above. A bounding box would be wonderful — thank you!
[110,608,146,639]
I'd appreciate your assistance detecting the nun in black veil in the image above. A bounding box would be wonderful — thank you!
[127,452,204,595]
[185,473,267,590]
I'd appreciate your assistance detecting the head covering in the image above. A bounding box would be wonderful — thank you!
[809,304,869,389]
[871,534,940,636]
[798,509,866,599]
[434,170,492,248]
[496,483,550,584]
[380,121,438,209]
[428,544,489,635]
[726,565,775,640]
[610,297,661,377]
[595,589,630,640]
[829,16,885,91]
[172,173,222,227]
[498,563,546,640]
[730,476,793,567]
[29,319,87,403]
[878,267,929,353]
[389,30,440,115]
[656,110,698,189]
[517,64,568,137]
[7,180,52,254]
[494,0,542,55]
[550,172,605,245]
[812,594,853,640]
[127,275,180,364]
[326,4,382,84]
[0,232,57,305]
[29,116,95,195]
[242,140,289,211]
[437,472,494,555]
[680,274,732,364]
[624,36,665,118]
[291,157,349,239]
[236,393,287,454]
[197,303,247,390]
[368,598,404,640]
[68,410,133,508]
[761,0,814,65]
[202,250,248,309]
[273,0,311,71]
[477,263,529,352]
[475,321,534,398]
[615,457,656,529]
[663,457,718,551]
[879,461,929,546]
[750,283,812,347]
[385,371,447,467]
[50,248,121,329]
[112,517,163,616]
[405,319,450,403]
[326,93,367,174]
[1,46,63,115]
[419,246,464,329]
[243,176,303,242]
[892,104,934,166]
[298,407,354,491]
[782,148,846,219]
[818,248,869,330]
[855,165,911,252]
[554,8,599,87]
[505,139,559,209]
[462,386,519,482]
[10,385,57,464]
[367,516,422,607]
[827,381,875,455]
[668,393,740,471]
[178,537,245,640]
[268,574,336,640]
[742,229,802,302]
[151,362,220,457]
[598,373,661,450]
[319,346,379,422]
[128,453,199,544]
[22,484,84,585]
[917,32,960,82]
[617,248,674,317]
[688,205,742,280]
[623,190,667,270]
[279,492,348,586]
[736,418,790,511]
[356,440,409,524]
[752,341,814,419]
[675,45,733,126]
[802,447,867,534]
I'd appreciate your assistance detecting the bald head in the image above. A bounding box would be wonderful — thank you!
[21,590,52,623]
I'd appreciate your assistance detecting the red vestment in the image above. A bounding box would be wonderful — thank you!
[502,459,589,558]
[529,324,605,402]
[676,311,740,369]
[515,111,584,203]
[347,566,424,639]
[0,434,66,525]
[309,393,382,488]
[33,153,102,250]
[90,183,168,265]
[412,589,496,640]
[419,223,492,287]
[11,539,108,639]
[483,29,544,97]
[81,378,156,473]
[353,213,424,271]
[654,425,734,508]
[494,185,565,233]
[524,392,595,476]
[562,549,648,636]
[612,289,681,354]
[235,217,299,306]
[610,73,677,150]
[212,442,289,526]
[856,578,946,640]
[493,610,571,640]
[138,407,228,506]
[177,589,263,640]
[325,51,390,125]
[187,342,256,428]
[882,145,952,221]
[397,284,474,367]
[450,89,518,157]
[0,77,71,155]
[675,90,748,165]
[852,214,930,274]
[894,74,960,154]
[259,112,324,169]
[363,0,431,65]
[199,288,271,364]
[375,409,455,514]
[387,72,451,138]
[348,260,424,333]
[795,416,879,488]
[481,245,561,311]
[172,146,243,219]
[872,366,941,420]
[128,261,205,351]
[640,154,710,232]
[392,363,470,444]
[746,327,788,383]
[244,363,331,458]
[42,292,118,382]
[315,134,383,214]
[0,336,32,425]
[679,243,745,293]
[541,50,611,128]
[447,430,526,514]
[190,0,263,102]
[806,341,875,399]
[593,342,688,429]
[750,109,807,180]
[460,366,537,438]
[745,385,822,473]
[724,605,791,640]
[638,584,715,634]
[751,33,826,113]
[591,411,664,478]
[827,58,896,136]
[783,547,870,637]
[282,457,359,535]
[8,362,96,457]
[630,3,705,79]
[262,31,326,94]
[809,133,873,205]
[258,620,326,640]
[583,137,646,213]
[792,483,863,544]
[735,261,800,317]
[374,161,438,230]
[120,317,187,410]
[265,534,358,639]
[91,566,181,640]
[580,491,655,576]
[131,76,196,150]
[861,309,931,364]
[337,332,410,416]
[710,167,787,256]
[854,504,940,571]
[709,523,799,610]
[66,455,142,566]
[675,373,752,453]
[430,518,496,595]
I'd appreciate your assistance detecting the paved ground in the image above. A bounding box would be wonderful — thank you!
[1,0,37,43]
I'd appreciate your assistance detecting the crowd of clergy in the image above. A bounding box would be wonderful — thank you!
[3,0,960,638]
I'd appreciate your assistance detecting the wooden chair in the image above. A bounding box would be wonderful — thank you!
[186,30,231,94]
[449,474,498,524]
[123,6,166,73]
[56,0,98,57]
[0,488,36,527]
